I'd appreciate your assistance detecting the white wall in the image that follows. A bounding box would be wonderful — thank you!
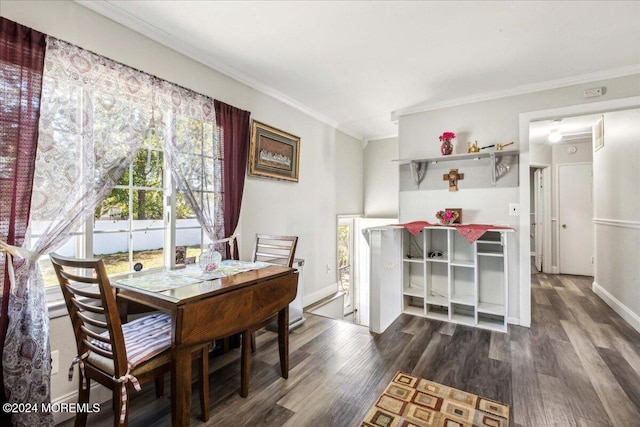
[398,74,640,325]
[239,128,364,306]
[364,137,399,217]
[4,0,365,302]
[2,0,363,414]
[529,144,553,166]
[593,109,640,331]
[530,143,552,166]
[335,132,365,215]
[551,139,593,164]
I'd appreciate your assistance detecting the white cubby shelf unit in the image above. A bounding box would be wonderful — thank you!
[401,225,512,332]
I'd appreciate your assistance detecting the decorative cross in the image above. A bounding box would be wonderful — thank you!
[443,168,464,191]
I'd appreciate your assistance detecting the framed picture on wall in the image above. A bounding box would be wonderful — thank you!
[593,116,604,152]
[446,208,463,224]
[249,120,300,182]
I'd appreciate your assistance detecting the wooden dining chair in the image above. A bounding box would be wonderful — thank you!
[50,253,210,427]
[252,233,298,268]
[248,234,298,352]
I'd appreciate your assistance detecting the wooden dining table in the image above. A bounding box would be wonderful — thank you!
[112,261,299,427]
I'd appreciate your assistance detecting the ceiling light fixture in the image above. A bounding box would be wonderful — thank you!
[548,130,562,143]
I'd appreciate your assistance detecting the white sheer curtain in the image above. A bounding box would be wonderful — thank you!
[28,37,156,246]
[5,37,152,426]
[6,35,226,426]
[153,81,224,250]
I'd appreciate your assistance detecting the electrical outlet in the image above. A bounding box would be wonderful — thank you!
[51,350,59,375]
[509,203,520,216]
[326,264,331,273]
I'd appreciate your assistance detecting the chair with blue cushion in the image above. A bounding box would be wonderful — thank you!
[50,253,210,427]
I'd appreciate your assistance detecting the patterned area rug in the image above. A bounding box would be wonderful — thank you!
[362,372,510,427]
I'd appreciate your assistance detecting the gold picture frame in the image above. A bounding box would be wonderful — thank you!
[446,208,463,224]
[249,120,300,182]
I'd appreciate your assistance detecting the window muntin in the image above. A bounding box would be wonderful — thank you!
[36,110,216,285]
[26,39,219,289]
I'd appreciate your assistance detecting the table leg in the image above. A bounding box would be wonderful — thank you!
[278,306,289,378]
[172,345,192,427]
[241,330,251,397]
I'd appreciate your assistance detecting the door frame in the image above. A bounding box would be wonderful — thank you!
[518,96,640,328]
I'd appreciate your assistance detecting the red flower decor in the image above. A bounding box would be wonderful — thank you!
[436,209,460,225]
[439,131,456,155]
[439,132,456,142]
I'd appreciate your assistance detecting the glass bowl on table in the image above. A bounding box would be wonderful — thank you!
[199,244,222,272]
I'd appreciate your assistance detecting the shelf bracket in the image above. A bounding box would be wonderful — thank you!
[490,153,497,186]
[491,154,514,186]
[410,161,427,189]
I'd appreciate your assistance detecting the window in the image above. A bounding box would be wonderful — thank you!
[37,122,216,287]
[174,116,219,262]
[94,128,166,275]
[29,37,219,290]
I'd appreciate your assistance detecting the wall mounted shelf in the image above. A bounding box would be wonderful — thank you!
[394,148,519,187]
[392,147,519,165]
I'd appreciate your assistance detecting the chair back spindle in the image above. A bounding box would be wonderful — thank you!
[50,253,211,426]
[252,234,298,268]
[51,254,129,378]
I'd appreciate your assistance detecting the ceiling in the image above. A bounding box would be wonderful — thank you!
[529,114,601,146]
[78,1,640,142]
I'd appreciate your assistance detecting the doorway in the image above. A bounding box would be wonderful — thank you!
[519,96,640,327]
[337,216,355,320]
[529,114,596,276]
[336,216,397,326]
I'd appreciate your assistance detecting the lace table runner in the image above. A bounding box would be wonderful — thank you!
[115,260,271,292]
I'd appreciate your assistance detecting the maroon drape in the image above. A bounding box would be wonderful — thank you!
[0,18,46,420]
[214,100,251,260]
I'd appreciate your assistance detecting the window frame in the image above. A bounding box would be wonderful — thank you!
[44,124,218,315]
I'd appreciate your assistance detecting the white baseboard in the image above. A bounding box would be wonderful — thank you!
[309,292,345,320]
[593,281,640,334]
[508,316,525,327]
[52,383,112,425]
[303,282,338,308]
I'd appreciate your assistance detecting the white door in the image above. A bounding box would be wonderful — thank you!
[337,217,354,317]
[533,168,544,272]
[558,163,593,276]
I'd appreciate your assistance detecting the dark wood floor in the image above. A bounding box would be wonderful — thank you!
[59,273,640,426]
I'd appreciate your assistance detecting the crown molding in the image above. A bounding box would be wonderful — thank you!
[367,133,400,143]
[74,1,638,142]
[76,0,365,142]
[335,125,367,142]
[391,64,640,121]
